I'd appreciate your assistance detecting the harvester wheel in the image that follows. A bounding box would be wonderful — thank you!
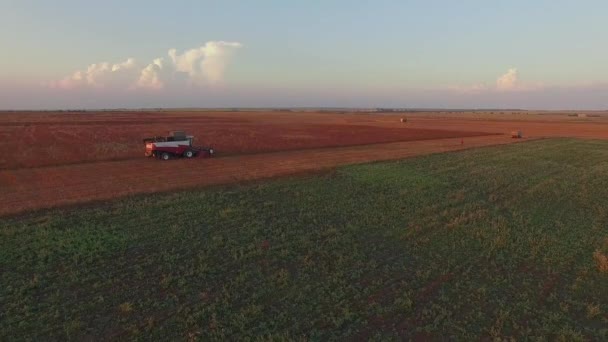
[184,150,194,158]
[161,152,170,160]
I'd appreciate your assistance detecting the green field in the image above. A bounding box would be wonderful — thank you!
[2,139,608,340]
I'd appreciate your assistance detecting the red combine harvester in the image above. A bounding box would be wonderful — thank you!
[143,131,214,160]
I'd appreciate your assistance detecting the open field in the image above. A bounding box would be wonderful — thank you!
[0,135,519,217]
[0,111,492,169]
[2,110,608,170]
[3,110,608,216]
[3,139,608,339]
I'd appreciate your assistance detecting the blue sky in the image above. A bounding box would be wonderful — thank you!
[1,0,607,109]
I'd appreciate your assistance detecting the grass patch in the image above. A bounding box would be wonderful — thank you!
[2,139,608,339]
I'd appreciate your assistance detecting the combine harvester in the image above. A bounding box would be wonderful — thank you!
[143,131,214,160]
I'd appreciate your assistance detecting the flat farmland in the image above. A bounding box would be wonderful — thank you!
[4,111,608,339]
[0,111,491,169]
[0,135,517,216]
[3,139,608,340]
[2,110,608,216]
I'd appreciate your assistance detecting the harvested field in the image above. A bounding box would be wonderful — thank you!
[3,109,608,216]
[0,112,492,169]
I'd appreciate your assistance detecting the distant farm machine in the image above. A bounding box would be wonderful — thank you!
[143,131,214,160]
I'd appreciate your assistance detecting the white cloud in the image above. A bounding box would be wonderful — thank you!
[112,58,136,72]
[450,68,542,94]
[496,68,518,91]
[168,41,242,84]
[136,58,165,89]
[51,58,138,89]
[51,41,242,90]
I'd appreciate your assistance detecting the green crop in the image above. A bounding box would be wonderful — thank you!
[2,138,608,340]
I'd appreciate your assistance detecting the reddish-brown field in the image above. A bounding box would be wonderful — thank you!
[0,111,491,169]
[1,109,608,216]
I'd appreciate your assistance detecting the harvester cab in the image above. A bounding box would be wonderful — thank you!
[143,131,214,160]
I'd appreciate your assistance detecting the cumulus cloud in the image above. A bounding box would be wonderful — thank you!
[496,68,518,91]
[111,58,137,72]
[51,58,138,89]
[169,41,242,83]
[51,41,242,90]
[137,58,165,89]
[450,68,542,94]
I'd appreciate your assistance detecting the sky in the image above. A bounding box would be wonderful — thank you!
[1,0,607,110]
